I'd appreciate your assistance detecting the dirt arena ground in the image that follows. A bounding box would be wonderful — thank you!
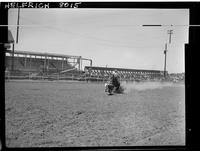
[5,80,185,147]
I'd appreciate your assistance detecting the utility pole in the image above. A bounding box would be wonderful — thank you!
[16,8,20,43]
[142,25,174,79]
[164,43,167,78]
[163,30,173,78]
[167,29,173,44]
[11,8,20,74]
[11,43,14,73]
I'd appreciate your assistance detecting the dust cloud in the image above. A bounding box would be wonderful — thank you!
[121,81,174,93]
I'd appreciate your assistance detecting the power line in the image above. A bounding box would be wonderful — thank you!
[6,17,184,49]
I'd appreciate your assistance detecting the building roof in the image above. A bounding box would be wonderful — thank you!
[6,50,81,59]
[8,30,14,43]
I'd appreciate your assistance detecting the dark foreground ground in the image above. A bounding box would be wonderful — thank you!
[5,80,185,147]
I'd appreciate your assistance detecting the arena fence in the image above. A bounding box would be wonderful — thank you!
[4,74,107,82]
[5,71,184,83]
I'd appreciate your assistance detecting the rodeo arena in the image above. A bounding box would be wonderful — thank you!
[5,29,185,148]
[5,50,166,82]
[4,27,185,83]
[4,49,184,83]
[4,8,187,148]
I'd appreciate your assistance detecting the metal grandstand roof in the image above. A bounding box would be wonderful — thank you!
[6,50,81,58]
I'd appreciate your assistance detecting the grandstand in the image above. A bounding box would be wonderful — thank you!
[5,50,166,81]
[84,66,165,82]
[5,50,91,80]
[5,29,167,81]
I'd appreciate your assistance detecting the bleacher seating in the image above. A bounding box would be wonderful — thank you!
[5,56,76,76]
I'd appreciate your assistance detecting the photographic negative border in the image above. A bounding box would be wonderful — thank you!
[1,1,198,151]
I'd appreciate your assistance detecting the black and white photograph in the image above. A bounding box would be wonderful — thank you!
[2,1,195,149]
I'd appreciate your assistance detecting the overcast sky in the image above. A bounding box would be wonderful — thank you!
[8,8,189,73]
